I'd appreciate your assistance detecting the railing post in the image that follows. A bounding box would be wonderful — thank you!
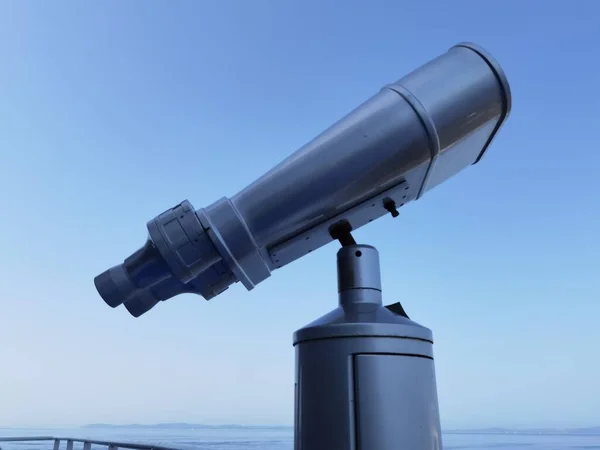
[53,439,60,450]
[83,442,92,450]
[66,440,74,450]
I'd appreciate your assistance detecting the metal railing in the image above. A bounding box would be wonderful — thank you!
[0,436,181,450]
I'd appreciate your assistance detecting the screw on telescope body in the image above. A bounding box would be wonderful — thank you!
[383,198,400,218]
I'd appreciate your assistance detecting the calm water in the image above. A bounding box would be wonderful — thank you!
[1,428,599,450]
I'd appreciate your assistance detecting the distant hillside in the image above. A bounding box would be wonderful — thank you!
[446,426,600,435]
[82,423,600,435]
[82,423,293,430]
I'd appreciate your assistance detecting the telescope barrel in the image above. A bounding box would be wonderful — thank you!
[233,43,510,249]
[95,42,511,317]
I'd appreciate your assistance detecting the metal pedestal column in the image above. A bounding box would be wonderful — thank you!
[293,244,442,450]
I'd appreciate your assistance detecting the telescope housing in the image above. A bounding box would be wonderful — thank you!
[94,42,511,317]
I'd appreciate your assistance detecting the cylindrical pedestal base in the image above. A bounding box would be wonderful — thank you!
[294,333,442,450]
[293,245,442,450]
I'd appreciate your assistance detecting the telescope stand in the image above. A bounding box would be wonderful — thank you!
[293,242,442,450]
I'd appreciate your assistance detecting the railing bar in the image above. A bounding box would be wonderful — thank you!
[0,436,55,441]
[0,436,181,450]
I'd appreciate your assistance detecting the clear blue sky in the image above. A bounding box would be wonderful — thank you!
[1,1,599,430]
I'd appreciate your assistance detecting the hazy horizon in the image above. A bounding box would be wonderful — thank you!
[1,422,599,432]
[1,0,599,431]
[2,421,600,432]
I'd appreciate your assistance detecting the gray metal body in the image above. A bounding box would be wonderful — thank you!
[294,245,441,450]
[91,40,513,450]
[94,42,511,318]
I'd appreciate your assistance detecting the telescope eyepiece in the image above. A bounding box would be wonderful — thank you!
[94,239,170,309]
[94,265,136,308]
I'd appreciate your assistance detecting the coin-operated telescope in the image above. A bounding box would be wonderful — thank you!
[95,43,511,450]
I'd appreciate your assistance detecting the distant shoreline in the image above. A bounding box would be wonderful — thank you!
[445,427,600,436]
[81,424,600,435]
[82,423,293,430]
[2,424,598,435]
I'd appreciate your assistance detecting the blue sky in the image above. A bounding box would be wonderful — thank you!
[1,1,599,430]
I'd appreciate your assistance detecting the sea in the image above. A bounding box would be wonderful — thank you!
[1,428,600,450]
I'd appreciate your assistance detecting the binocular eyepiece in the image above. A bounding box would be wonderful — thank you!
[95,42,511,317]
[95,201,237,317]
